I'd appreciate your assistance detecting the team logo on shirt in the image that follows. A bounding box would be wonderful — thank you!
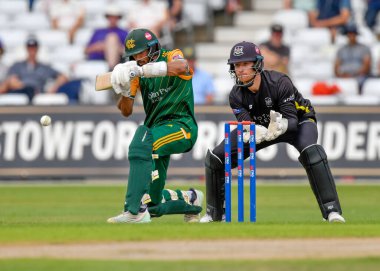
[145,32,152,40]
[265,97,273,108]
[126,39,135,49]
[233,46,244,56]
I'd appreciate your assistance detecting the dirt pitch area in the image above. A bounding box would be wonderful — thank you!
[1,238,380,260]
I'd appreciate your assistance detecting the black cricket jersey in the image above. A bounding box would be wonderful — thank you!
[229,70,316,133]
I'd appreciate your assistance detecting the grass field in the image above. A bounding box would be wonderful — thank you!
[1,182,380,270]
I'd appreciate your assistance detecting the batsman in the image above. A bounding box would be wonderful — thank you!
[201,41,345,223]
[107,28,202,223]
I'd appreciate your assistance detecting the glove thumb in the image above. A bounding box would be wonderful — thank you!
[270,110,282,122]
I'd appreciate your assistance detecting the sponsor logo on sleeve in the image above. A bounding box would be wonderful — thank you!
[172,54,184,60]
[233,108,242,114]
[283,94,295,103]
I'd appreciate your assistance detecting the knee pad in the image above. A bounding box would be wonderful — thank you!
[128,125,153,161]
[204,149,225,221]
[299,144,342,218]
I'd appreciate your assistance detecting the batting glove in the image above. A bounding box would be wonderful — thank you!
[111,65,131,97]
[265,110,288,141]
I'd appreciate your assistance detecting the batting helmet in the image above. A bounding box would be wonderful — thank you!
[228,41,264,87]
[124,28,161,62]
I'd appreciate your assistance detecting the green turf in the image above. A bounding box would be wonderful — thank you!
[0,183,379,243]
[1,183,379,270]
[1,258,380,271]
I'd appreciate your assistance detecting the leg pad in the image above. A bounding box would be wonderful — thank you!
[299,144,342,219]
[204,149,225,221]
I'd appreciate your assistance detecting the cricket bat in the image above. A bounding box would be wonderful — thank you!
[95,71,137,91]
[95,72,112,91]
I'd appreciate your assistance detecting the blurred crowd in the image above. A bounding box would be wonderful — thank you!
[1,0,380,106]
[0,0,234,105]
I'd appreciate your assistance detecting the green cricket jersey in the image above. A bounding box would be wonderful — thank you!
[137,48,197,129]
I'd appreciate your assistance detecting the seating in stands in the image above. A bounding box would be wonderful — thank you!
[0,93,29,106]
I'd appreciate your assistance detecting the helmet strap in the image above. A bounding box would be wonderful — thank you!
[232,61,263,88]
[148,43,161,62]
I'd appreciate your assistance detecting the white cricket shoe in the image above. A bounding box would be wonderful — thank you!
[107,209,151,224]
[200,213,226,223]
[200,213,213,223]
[327,212,346,223]
[184,189,204,223]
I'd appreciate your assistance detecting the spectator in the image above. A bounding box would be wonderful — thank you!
[48,0,85,44]
[260,24,290,74]
[284,0,316,11]
[0,36,68,101]
[167,0,183,30]
[364,0,380,30]
[126,0,169,38]
[309,0,352,43]
[334,25,371,94]
[84,4,128,69]
[28,0,35,12]
[184,47,216,105]
[226,0,243,14]
[0,39,6,82]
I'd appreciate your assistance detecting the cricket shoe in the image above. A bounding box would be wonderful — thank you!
[200,213,226,223]
[184,189,204,223]
[327,212,346,223]
[107,209,151,224]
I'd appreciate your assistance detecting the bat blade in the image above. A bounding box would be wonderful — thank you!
[95,71,137,91]
[95,72,112,91]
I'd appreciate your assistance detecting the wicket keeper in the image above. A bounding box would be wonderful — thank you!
[201,41,345,223]
[107,28,202,223]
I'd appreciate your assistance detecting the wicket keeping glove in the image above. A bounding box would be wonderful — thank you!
[243,124,268,144]
[265,110,288,141]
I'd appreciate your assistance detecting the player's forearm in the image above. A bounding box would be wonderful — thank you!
[278,107,298,133]
[167,60,191,76]
[286,118,298,133]
[117,96,134,117]
[139,60,190,78]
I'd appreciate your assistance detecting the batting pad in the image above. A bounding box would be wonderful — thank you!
[124,126,154,214]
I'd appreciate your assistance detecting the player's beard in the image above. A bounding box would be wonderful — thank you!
[135,56,149,66]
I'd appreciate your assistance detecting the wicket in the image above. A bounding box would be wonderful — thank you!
[224,121,256,222]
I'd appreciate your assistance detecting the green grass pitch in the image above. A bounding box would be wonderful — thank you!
[1,182,380,270]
